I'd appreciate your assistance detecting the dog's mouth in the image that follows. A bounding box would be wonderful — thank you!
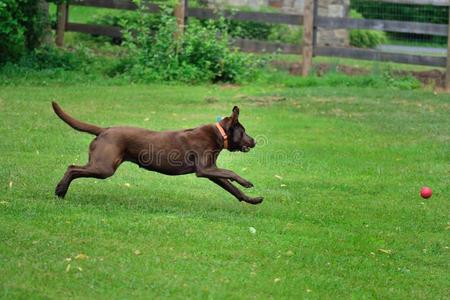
[241,146,251,152]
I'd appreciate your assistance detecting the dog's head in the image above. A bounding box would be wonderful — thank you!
[222,106,256,152]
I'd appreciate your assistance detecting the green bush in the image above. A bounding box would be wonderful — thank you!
[199,18,302,44]
[117,7,261,83]
[351,0,448,24]
[17,46,91,71]
[350,29,386,48]
[351,0,448,44]
[0,0,47,64]
[86,11,162,44]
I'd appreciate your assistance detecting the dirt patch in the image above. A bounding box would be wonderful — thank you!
[234,95,287,106]
[393,69,445,87]
[271,60,446,88]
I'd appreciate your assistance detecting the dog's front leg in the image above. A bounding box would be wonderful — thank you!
[209,178,263,205]
[196,167,253,188]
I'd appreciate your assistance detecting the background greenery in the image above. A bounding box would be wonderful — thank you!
[351,0,449,45]
[0,0,48,64]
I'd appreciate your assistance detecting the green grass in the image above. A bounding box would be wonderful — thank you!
[1,82,449,299]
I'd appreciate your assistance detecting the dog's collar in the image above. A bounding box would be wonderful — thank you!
[215,122,228,149]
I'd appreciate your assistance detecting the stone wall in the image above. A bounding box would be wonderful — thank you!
[202,0,349,47]
[317,0,349,47]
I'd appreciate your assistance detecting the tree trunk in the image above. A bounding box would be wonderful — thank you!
[39,0,53,46]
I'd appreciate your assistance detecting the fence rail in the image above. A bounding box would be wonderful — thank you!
[378,0,449,5]
[55,0,450,89]
[187,7,303,25]
[71,0,160,11]
[316,16,449,36]
[315,47,447,67]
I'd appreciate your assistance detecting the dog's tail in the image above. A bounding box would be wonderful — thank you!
[52,101,105,136]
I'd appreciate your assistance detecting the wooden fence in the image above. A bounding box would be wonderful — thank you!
[55,0,450,89]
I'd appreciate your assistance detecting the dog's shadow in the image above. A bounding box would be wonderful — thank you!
[52,183,263,220]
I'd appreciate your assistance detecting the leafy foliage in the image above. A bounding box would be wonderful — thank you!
[350,29,386,48]
[351,0,448,44]
[117,7,261,83]
[17,46,92,71]
[0,0,47,64]
[351,0,448,24]
[349,10,386,48]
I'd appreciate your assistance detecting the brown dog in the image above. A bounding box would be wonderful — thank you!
[52,102,263,204]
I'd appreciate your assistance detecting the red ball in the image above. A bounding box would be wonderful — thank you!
[420,187,432,199]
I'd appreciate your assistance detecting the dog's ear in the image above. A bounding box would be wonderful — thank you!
[230,106,239,125]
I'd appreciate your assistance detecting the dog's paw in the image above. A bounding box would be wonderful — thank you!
[55,184,67,199]
[245,196,263,205]
[241,180,254,188]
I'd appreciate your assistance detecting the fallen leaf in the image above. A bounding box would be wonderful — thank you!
[306,289,312,293]
[65,257,71,262]
[286,250,294,256]
[274,175,283,180]
[124,183,131,187]
[280,184,287,187]
[78,267,83,272]
[144,117,149,121]
[8,181,13,189]
[274,278,281,283]
[65,264,71,272]
[75,253,88,260]
[378,249,392,254]
[249,227,256,234]
[134,250,141,256]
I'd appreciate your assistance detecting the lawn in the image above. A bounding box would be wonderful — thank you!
[0,82,449,299]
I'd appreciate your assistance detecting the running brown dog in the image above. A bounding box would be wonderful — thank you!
[52,102,263,204]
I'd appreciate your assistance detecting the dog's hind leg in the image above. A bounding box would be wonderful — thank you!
[55,141,123,198]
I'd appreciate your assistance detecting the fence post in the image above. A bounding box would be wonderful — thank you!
[446,6,450,91]
[174,0,187,37]
[55,3,68,47]
[301,0,315,76]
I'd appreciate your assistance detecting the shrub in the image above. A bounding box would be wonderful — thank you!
[351,0,448,24]
[0,0,48,64]
[117,7,261,83]
[86,11,162,44]
[17,46,91,71]
[351,0,448,44]
[349,10,386,48]
[350,29,386,48]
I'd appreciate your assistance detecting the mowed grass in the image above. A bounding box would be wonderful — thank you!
[0,83,449,299]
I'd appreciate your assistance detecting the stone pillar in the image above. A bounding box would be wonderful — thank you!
[279,0,305,14]
[316,0,349,47]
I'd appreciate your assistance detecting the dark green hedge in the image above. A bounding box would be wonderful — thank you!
[351,0,448,24]
[0,0,47,64]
